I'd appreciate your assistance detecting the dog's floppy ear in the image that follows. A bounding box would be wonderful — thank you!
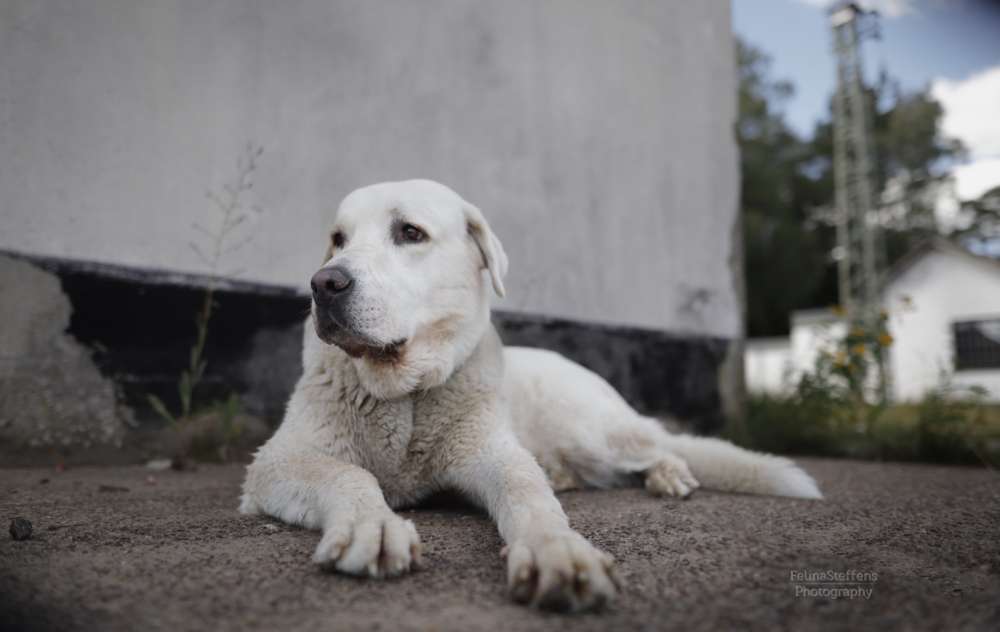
[464,203,508,298]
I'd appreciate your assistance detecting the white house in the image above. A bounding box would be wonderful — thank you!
[746,238,1000,400]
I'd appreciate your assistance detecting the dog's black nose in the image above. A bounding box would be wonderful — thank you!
[311,266,354,300]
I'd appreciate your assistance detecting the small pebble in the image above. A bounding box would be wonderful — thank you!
[146,459,172,472]
[9,517,33,541]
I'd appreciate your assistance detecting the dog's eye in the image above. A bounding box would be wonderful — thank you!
[331,231,346,249]
[394,222,428,245]
[402,224,425,242]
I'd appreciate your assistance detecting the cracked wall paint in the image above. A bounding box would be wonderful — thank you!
[0,255,131,452]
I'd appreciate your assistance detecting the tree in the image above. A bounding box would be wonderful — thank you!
[739,40,836,337]
[809,72,965,262]
[955,185,1000,250]
[739,38,965,337]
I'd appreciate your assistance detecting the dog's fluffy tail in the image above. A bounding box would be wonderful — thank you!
[659,434,823,499]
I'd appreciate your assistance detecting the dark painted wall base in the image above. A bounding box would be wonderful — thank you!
[3,251,733,436]
[497,314,731,434]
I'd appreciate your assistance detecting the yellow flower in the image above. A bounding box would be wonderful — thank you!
[850,326,866,338]
[878,333,894,347]
[850,344,866,356]
[833,352,848,367]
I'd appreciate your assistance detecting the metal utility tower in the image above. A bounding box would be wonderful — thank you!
[830,2,890,400]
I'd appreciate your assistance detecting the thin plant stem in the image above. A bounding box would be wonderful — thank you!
[152,143,263,429]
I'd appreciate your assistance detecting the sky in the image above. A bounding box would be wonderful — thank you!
[733,0,1000,201]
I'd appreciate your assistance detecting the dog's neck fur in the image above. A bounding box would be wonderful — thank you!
[303,287,494,401]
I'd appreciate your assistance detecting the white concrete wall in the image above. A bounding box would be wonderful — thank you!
[790,311,846,382]
[886,250,1000,400]
[744,312,846,395]
[0,0,740,337]
[744,338,792,394]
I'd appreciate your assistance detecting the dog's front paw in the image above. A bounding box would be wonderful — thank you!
[313,511,422,578]
[644,454,700,498]
[505,530,618,612]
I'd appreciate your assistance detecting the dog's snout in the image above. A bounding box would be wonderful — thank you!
[311,266,354,300]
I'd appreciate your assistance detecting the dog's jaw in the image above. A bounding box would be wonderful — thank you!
[304,292,492,401]
[353,305,491,400]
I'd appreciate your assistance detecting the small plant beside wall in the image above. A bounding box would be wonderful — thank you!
[737,310,1000,466]
[147,143,266,465]
[797,309,894,428]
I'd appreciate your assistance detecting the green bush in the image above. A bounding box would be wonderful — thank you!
[738,382,1000,466]
[735,312,1000,465]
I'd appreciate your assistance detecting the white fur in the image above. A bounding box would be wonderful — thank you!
[241,179,821,613]
[318,180,501,399]
[503,347,822,499]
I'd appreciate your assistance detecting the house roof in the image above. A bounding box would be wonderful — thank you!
[791,307,842,327]
[786,238,1000,327]
[883,237,1000,288]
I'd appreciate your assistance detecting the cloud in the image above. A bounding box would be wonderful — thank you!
[792,0,915,18]
[926,65,1000,225]
[932,66,1000,160]
[931,66,1000,203]
[936,159,1000,231]
[953,158,1000,200]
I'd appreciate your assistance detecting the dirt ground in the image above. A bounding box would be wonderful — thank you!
[1,458,998,631]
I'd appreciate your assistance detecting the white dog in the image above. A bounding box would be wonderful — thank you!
[240,179,821,612]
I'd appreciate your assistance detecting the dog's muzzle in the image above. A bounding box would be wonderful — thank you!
[310,266,405,362]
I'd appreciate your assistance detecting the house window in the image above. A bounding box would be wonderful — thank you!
[953,319,1000,370]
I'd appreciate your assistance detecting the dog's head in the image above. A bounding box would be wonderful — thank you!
[309,179,507,399]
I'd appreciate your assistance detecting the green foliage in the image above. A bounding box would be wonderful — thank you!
[910,380,994,464]
[955,185,1000,246]
[145,143,264,462]
[147,290,212,427]
[218,392,244,445]
[737,40,837,337]
[147,393,176,426]
[820,312,893,404]
[736,321,999,466]
[186,393,246,463]
[741,389,1000,466]
[737,39,966,337]
[811,73,962,254]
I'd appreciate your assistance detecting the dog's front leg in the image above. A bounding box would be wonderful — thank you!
[241,450,421,578]
[443,430,618,611]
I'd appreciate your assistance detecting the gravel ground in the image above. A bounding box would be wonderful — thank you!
[1,458,998,631]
